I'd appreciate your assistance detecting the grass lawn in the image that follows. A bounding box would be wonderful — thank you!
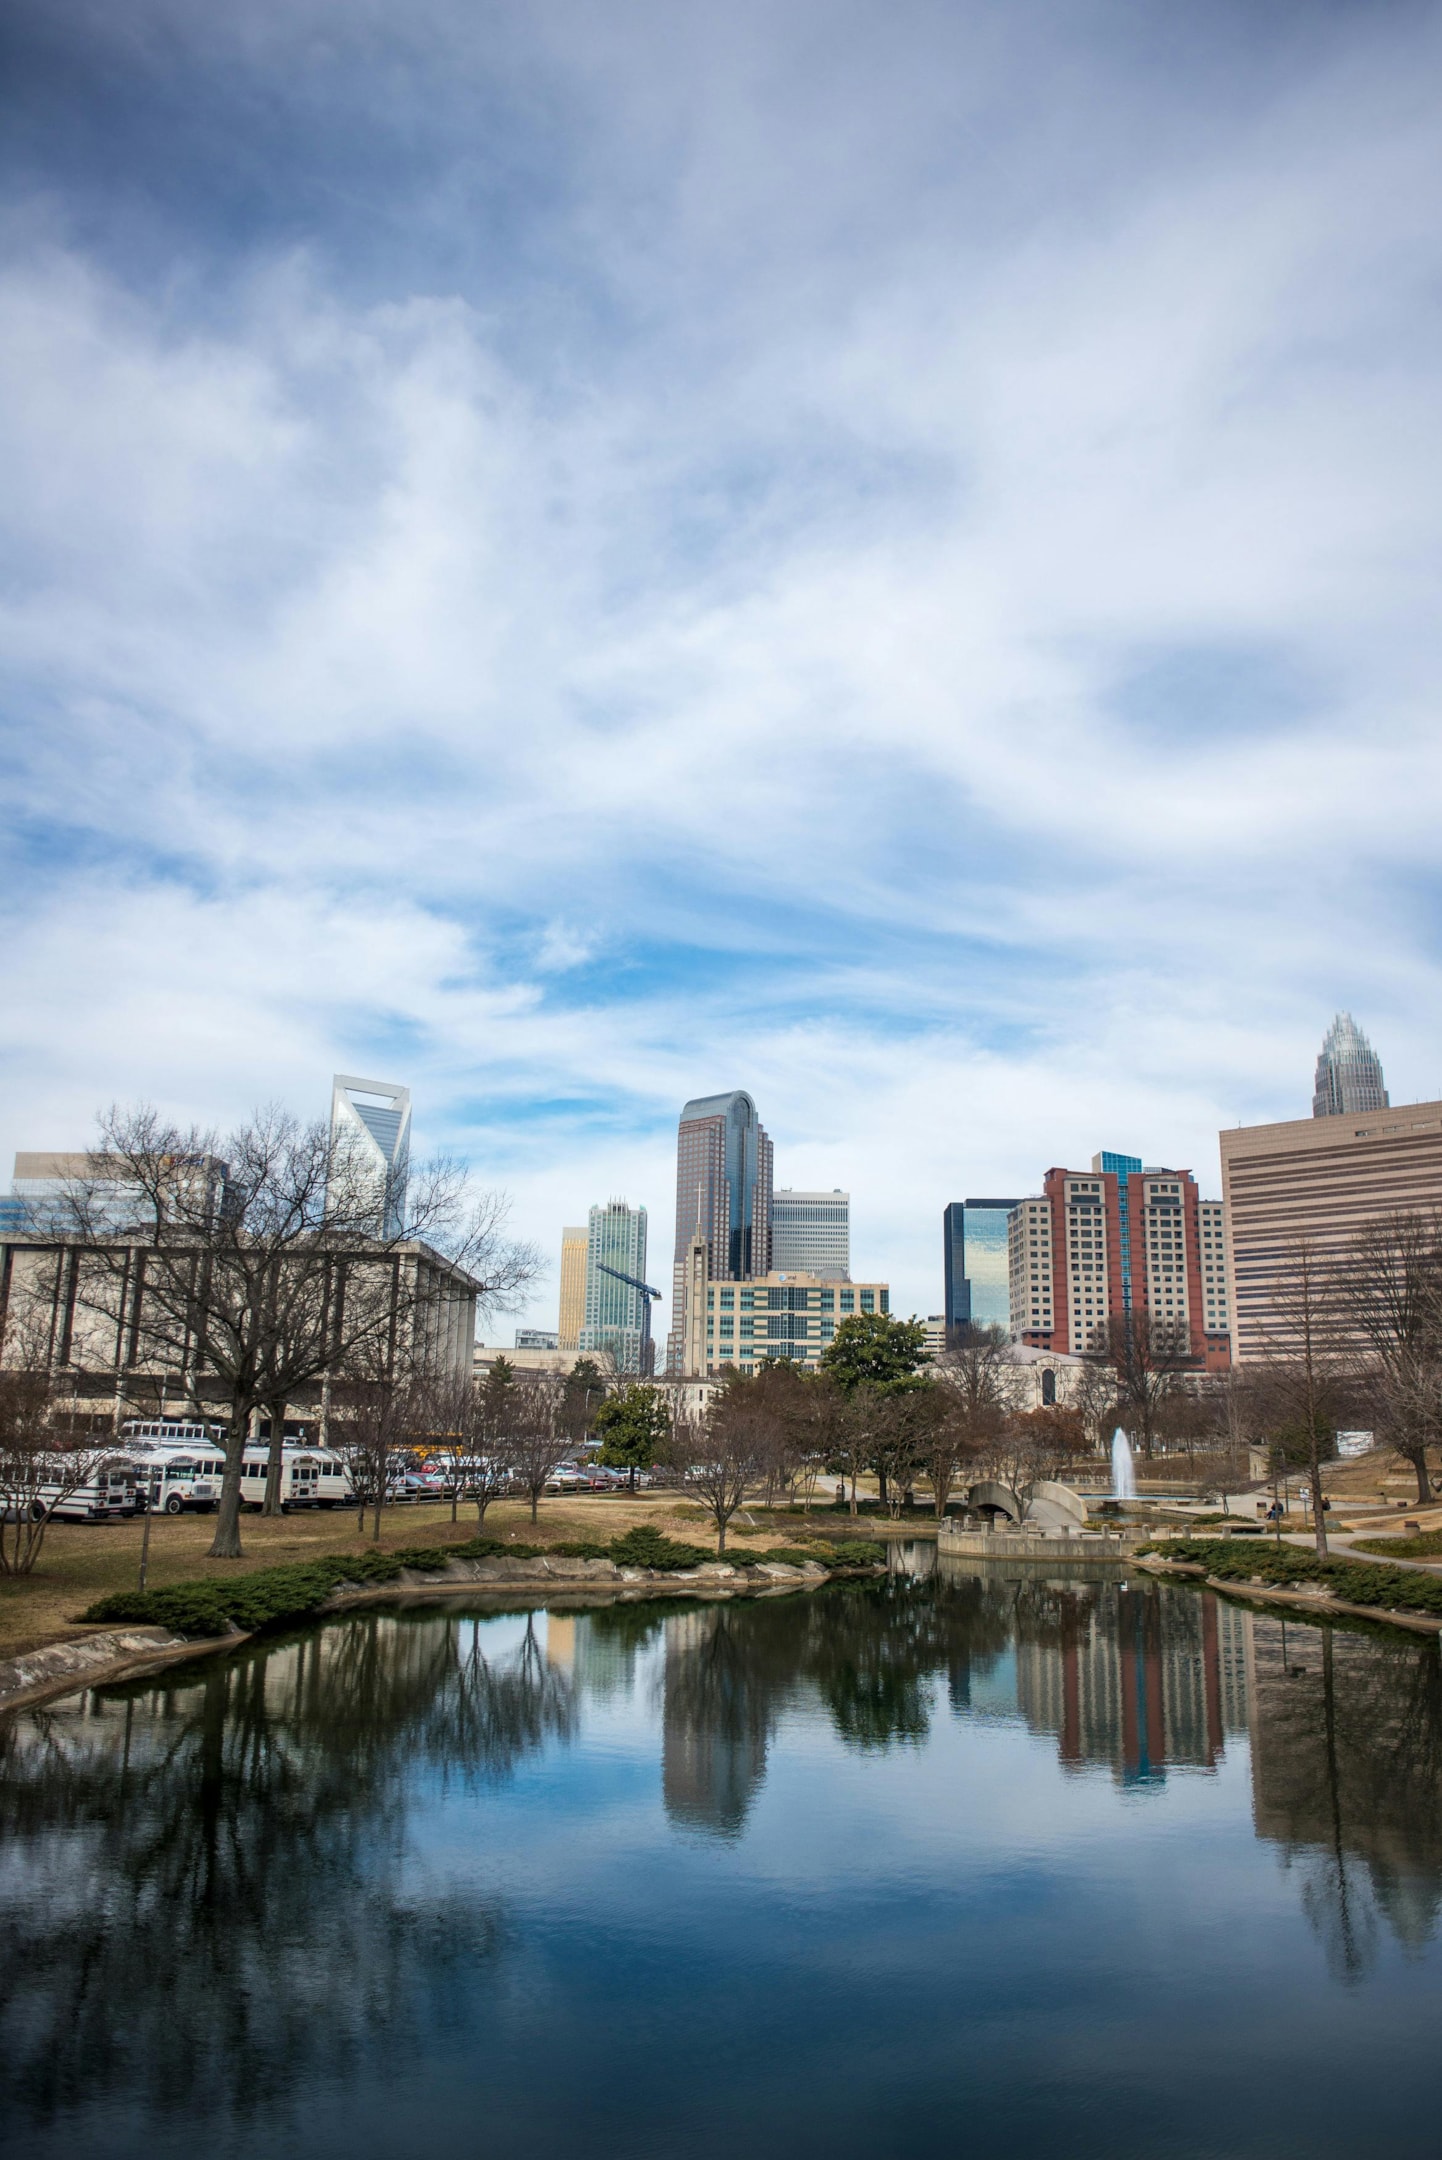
[1348,1530,1442,1560]
[0,1491,877,1662]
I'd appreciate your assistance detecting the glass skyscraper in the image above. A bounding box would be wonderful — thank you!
[1313,1013,1389,1118]
[944,1199,1019,1334]
[329,1074,411,1237]
[942,1203,968,1328]
[580,1199,649,1375]
[963,1199,1019,1332]
[667,1090,773,1371]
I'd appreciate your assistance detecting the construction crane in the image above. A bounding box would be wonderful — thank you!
[594,1261,662,1376]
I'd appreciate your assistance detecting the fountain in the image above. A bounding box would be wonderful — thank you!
[1111,1427,1137,1503]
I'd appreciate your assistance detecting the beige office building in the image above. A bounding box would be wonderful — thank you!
[557,1225,587,1351]
[680,1237,890,1377]
[1220,1099,1442,1362]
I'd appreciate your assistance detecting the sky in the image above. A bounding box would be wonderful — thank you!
[3,0,1442,1336]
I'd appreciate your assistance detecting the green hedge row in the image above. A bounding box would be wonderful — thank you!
[1145,1538,1442,1618]
[83,1523,868,1638]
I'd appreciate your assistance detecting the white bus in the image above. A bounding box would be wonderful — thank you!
[124,1436,229,1514]
[240,1446,352,1511]
[35,1453,145,1522]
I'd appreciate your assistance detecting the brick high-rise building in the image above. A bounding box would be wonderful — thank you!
[1008,1152,1229,1369]
[667,1090,772,1373]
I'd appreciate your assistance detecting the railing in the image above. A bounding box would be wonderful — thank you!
[937,1522,1144,1559]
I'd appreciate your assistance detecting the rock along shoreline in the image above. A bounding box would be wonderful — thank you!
[1134,1554,1442,1637]
[0,1550,876,1719]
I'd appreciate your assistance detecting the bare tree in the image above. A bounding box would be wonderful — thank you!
[0,1373,90,1576]
[824,1382,883,1516]
[1070,1356,1121,1455]
[0,1278,108,1575]
[933,1324,1020,1487]
[891,1381,976,1519]
[419,1371,483,1525]
[1347,1212,1442,1508]
[770,1369,842,1515]
[986,1405,1085,1495]
[748,1360,810,1507]
[328,1367,432,1541]
[499,1375,570,1524]
[56,1103,539,1560]
[1252,1239,1362,1554]
[1084,1311,1192,1458]
[666,1374,768,1551]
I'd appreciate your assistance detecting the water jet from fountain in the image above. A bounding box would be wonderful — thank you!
[1111,1427,1137,1502]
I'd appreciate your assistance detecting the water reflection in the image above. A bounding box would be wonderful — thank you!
[0,1613,565,2133]
[1,1580,1440,2155]
[1245,1616,1442,1976]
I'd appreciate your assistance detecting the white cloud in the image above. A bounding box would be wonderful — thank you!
[3,0,1442,1330]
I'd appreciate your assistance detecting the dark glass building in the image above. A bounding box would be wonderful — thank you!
[942,1203,969,1329]
[944,1198,1020,1334]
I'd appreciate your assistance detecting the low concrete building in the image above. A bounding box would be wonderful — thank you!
[0,1227,479,1428]
[473,1343,617,1381]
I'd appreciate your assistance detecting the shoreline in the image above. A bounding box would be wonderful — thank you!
[0,1551,874,1718]
[1134,1554,1442,1637]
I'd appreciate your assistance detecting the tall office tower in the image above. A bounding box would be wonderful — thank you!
[1007,1156,1228,1369]
[771,1189,849,1278]
[667,1091,772,1371]
[1221,1098,1442,1361]
[1313,1013,1389,1118]
[580,1199,649,1375]
[942,1204,969,1329]
[557,1225,587,1351]
[329,1075,410,1236]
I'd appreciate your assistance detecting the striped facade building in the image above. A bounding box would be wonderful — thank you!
[1220,1100,1442,1362]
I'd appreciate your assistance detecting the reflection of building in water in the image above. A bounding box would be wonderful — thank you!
[545,1614,576,1672]
[661,1609,769,1836]
[1014,1586,1250,1788]
[558,1611,647,1702]
[1245,1613,1442,1964]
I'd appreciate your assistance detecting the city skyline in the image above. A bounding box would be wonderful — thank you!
[0,1017,1410,1344]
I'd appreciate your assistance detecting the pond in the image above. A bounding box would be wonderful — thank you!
[2,1565,1441,2160]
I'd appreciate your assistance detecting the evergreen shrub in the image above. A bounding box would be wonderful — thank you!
[1144,1538,1442,1617]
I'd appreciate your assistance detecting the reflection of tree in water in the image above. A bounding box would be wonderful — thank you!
[653,1577,1028,1835]
[662,1606,779,1835]
[1247,1614,1442,1980]
[799,1578,972,1750]
[0,1611,575,2136]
